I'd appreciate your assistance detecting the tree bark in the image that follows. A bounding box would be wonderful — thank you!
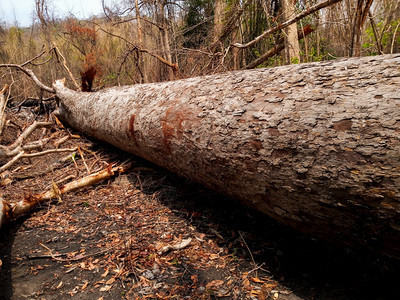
[350,0,374,57]
[282,0,300,63]
[134,0,147,83]
[213,0,226,44]
[54,54,400,259]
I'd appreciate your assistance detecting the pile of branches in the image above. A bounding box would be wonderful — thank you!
[0,49,130,229]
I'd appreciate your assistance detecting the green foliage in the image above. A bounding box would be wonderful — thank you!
[290,57,300,64]
[309,46,324,62]
[363,19,400,55]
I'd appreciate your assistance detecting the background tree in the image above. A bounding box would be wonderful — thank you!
[282,0,300,63]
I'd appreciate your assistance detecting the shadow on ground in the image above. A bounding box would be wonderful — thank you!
[128,159,400,300]
[1,142,399,299]
[0,217,27,300]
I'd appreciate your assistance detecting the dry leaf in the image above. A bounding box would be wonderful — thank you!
[251,277,265,283]
[56,281,63,289]
[81,281,89,291]
[206,279,224,290]
[250,289,260,296]
[99,285,112,292]
[106,277,115,285]
[209,253,220,260]
[243,278,250,287]
[101,269,109,277]
[216,290,231,297]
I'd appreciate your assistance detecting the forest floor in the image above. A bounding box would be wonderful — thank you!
[0,108,399,300]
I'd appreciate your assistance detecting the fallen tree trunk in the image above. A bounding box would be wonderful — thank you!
[54,54,400,259]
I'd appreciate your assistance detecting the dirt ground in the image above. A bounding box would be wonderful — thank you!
[1,108,399,300]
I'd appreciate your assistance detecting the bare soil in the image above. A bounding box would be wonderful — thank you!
[1,109,399,300]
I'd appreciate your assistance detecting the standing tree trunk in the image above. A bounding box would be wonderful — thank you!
[350,0,374,57]
[54,54,400,259]
[213,0,226,44]
[134,0,147,83]
[282,0,300,63]
[157,0,174,80]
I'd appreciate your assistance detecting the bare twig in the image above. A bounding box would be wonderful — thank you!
[391,21,400,54]
[238,231,257,274]
[243,25,314,69]
[77,146,90,174]
[52,45,80,90]
[0,147,77,173]
[368,11,383,55]
[38,242,113,262]
[0,48,55,93]
[0,121,53,158]
[22,147,78,158]
[90,22,179,74]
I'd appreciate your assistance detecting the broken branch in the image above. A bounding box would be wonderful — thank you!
[0,161,132,227]
[232,0,342,49]
[0,49,55,93]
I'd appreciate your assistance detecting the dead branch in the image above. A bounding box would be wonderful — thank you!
[0,121,52,158]
[0,161,132,227]
[36,242,112,262]
[232,0,342,49]
[0,49,55,93]
[0,63,54,93]
[7,152,77,182]
[92,22,179,76]
[0,147,77,173]
[243,25,315,69]
[368,11,383,55]
[52,45,80,90]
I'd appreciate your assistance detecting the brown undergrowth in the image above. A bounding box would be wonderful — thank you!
[0,109,399,300]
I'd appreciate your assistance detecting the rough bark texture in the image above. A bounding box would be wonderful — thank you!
[282,0,300,63]
[54,54,400,258]
[213,0,226,44]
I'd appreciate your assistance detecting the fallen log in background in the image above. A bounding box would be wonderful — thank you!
[54,54,400,258]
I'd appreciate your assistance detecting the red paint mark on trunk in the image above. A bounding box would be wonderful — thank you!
[128,114,139,146]
[162,107,186,153]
